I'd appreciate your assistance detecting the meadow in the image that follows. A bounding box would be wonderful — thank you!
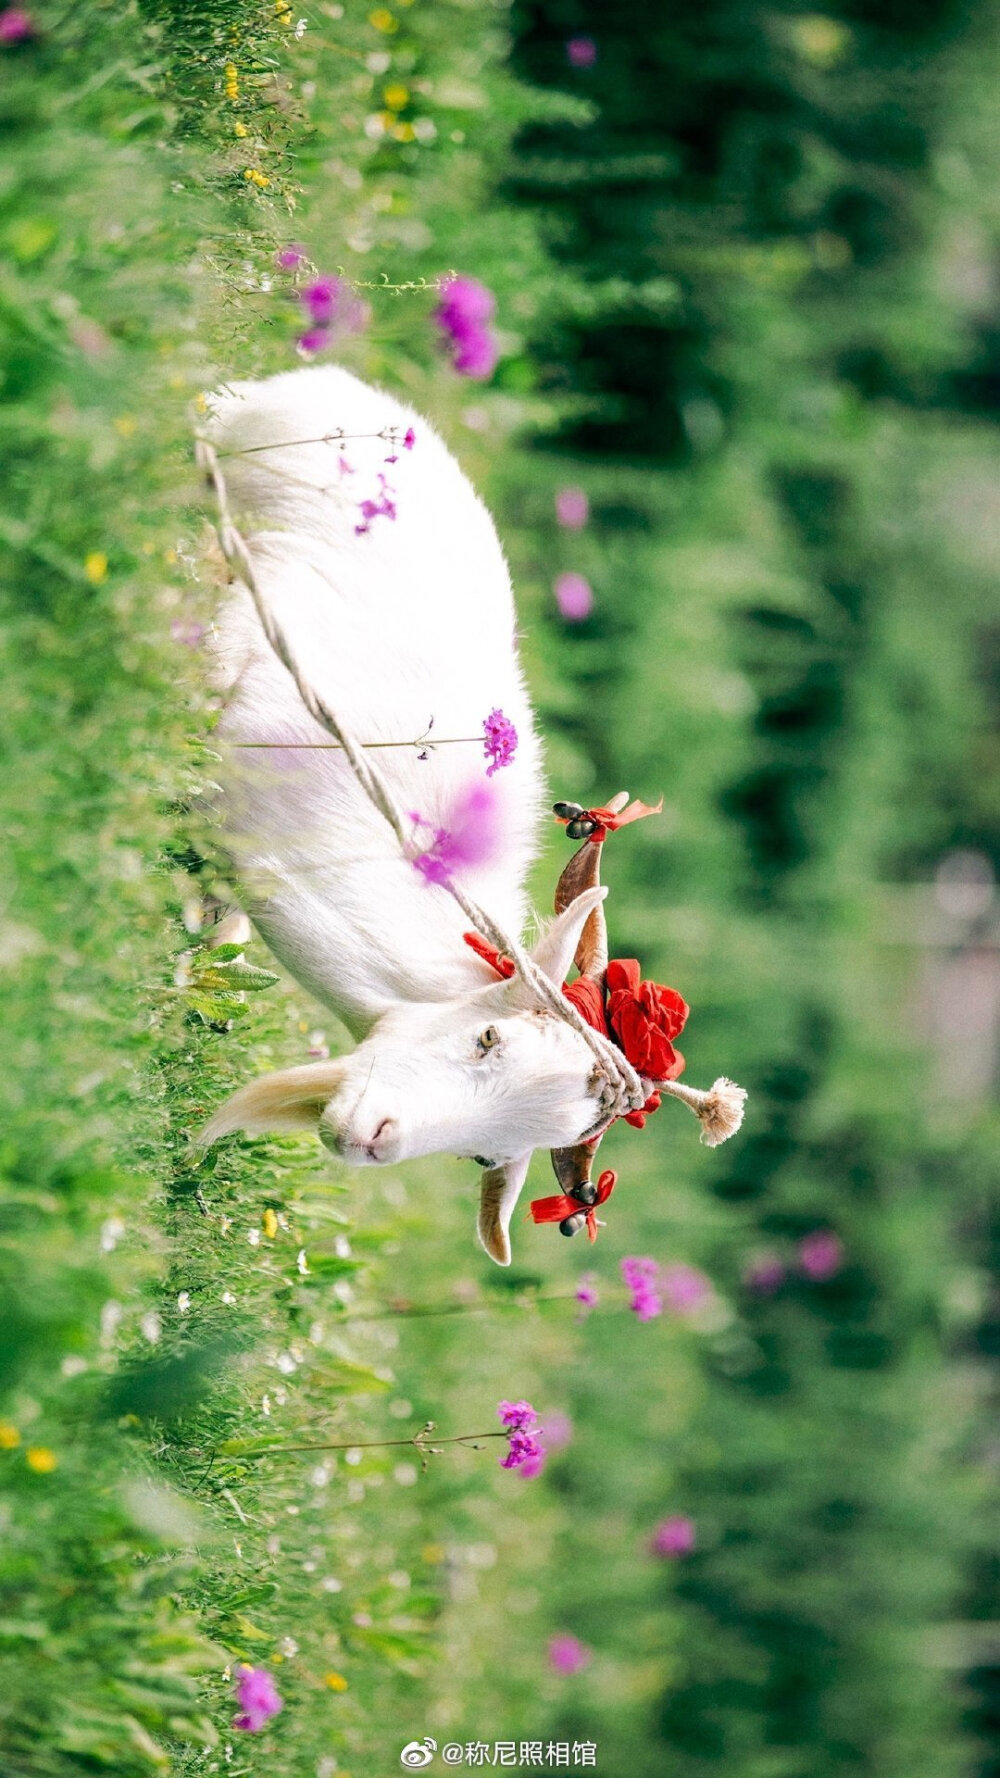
[0,2,996,1774]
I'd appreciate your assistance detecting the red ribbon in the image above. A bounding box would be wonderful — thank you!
[528,1169,616,1242]
[555,796,663,845]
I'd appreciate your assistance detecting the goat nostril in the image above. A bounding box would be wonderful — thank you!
[370,1117,395,1150]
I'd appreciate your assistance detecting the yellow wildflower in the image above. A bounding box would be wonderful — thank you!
[234,121,248,137]
[0,1422,20,1450]
[84,551,108,585]
[369,8,398,32]
[383,83,409,110]
[324,1671,349,1691]
[26,1447,57,1474]
[262,1207,278,1239]
[243,168,270,189]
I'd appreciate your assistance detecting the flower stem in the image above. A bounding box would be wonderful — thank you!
[227,736,482,750]
[222,1429,506,1461]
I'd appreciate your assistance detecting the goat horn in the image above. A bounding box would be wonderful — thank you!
[549,1134,604,1207]
[553,789,629,979]
[548,793,629,1199]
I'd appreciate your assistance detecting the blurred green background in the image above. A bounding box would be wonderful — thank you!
[0,1,996,1774]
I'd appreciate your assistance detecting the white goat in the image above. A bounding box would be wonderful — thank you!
[199,364,619,1263]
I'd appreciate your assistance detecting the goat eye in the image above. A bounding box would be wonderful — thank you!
[476,1025,501,1054]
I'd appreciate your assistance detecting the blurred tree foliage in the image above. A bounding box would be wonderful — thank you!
[503,2,999,1773]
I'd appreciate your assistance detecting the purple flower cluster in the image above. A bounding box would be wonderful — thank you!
[383,425,417,464]
[355,471,397,536]
[170,617,205,648]
[555,486,589,529]
[275,243,307,270]
[661,1263,712,1316]
[554,570,594,622]
[482,707,518,777]
[435,276,499,380]
[410,784,499,887]
[742,1230,843,1296]
[574,1275,599,1314]
[548,1633,591,1676]
[566,35,597,67]
[294,273,368,355]
[621,1256,663,1321]
[498,1399,546,1478]
[0,8,34,43]
[232,1665,283,1734]
[650,1514,695,1559]
[799,1229,842,1279]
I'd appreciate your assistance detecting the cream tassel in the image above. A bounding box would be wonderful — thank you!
[658,1076,747,1147]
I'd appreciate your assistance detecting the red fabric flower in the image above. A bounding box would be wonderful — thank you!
[605,959,688,1081]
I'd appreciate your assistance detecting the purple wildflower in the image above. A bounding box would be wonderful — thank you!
[0,8,34,42]
[355,472,397,536]
[743,1251,785,1296]
[410,783,500,886]
[435,275,499,380]
[482,707,518,777]
[276,243,307,269]
[542,1409,573,1451]
[554,571,594,622]
[621,1255,663,1321]
[295,276,368,357]
[404,426,416,450]
[555,486,589,529]
[302,275,341,325]
[497,1398,546,1477]
[799,1229,842,1280]
[232,1665,283,1733]
[548,1633,591,1676]
[574,1275,599,1314]
[170,617,205,648]
[498,1400,537,1433]
[650,1515,696,1559]
[566,35,597,67]
[661,1263,712,1316]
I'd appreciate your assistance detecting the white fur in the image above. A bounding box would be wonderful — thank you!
[202,366,609,1259]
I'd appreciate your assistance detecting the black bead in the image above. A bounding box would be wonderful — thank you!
[559,1212,588,1237]
[566,817,597,840]
[553,801,584,821]
[570,1180,598,1206]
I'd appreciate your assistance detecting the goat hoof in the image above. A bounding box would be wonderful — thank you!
[559,1212,588,1237]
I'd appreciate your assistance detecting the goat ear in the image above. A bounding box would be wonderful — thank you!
[477,1153,532,1267]
[505,886,608,1010]
[196,1061,345,1146]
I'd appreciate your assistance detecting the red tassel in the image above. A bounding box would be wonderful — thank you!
[463,931,515,978]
